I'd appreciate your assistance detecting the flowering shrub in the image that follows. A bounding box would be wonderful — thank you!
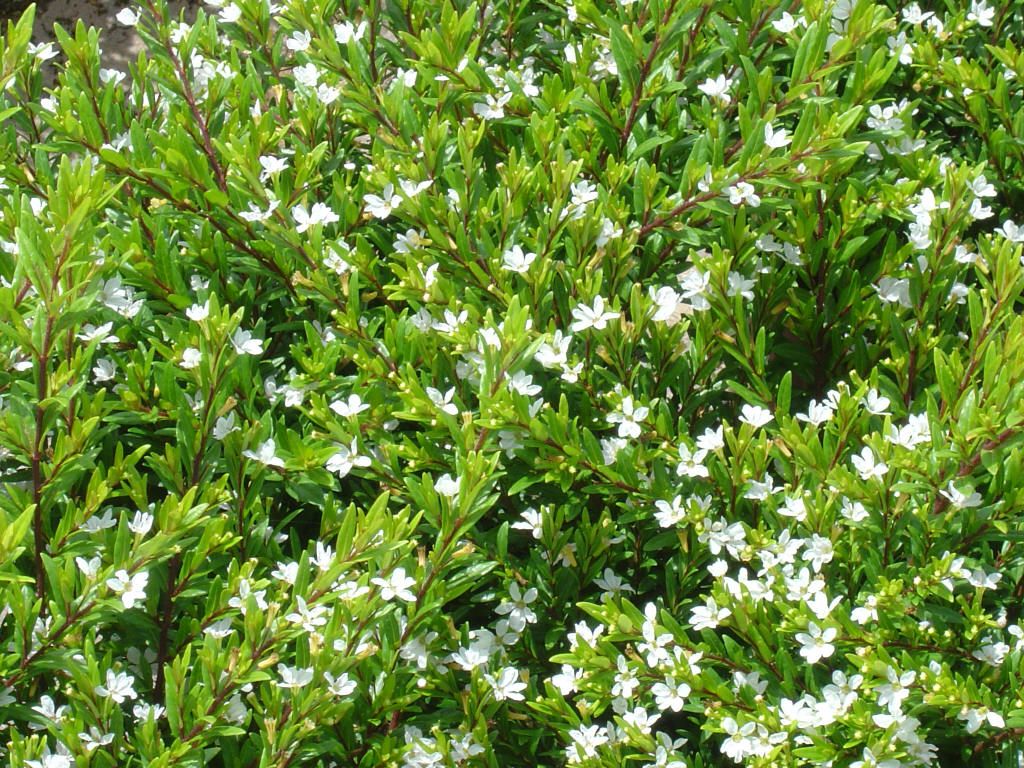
[1,0,1023,765]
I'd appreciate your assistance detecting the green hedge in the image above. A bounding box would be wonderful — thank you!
[0,0,1023,766]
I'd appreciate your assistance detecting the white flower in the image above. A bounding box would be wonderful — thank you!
[720,717,757,762]
[888,31,914,65]
[593,568,635,599]
[334,20,367,44]
[797,399,835,426]
[973,639,1009,666]
[940,482,982,509]
[330,394,370,418]
[698,74,733,104]
[967,0,994,26]
[79,726,115,752]
[28,42,58,62]
[700,516,747,557]
[83,509,117,533]
[607,396,648,439]
[186,300,209,322]
[78,322,118,344]
[966,569,1002,590]
[623,705,660,734]
[75,556,101,578]
[128,510,154,535]
[851,594,879,624]
[363,183,402,219]
[969,198,993,220]
[885,413,931,448]
[204,617,234,638]
[841,498,869,523]
[764,123,791,149]
[569,180,599,209]
[652,677,691,712]
[426,386,459,415]
[394,67,418,88]
[326,439,371,478]
[654,496,687,528]
[285,597,329,633]
[550,664,583,696]
[568,621,604,651]
[486,666,527,701]
[435,473,460,497]
[874,667,915,715]
[501,244,537,273]
[133,702,166,722]
[726,271,756,299]
[495,582,538,632]
[271,560,298,586]
[850,746,903,768]
[862,388,891,415]
[243,438,285,468]
[473,91,513,120]
[93,358,117,383]
[567,724,609,762]
[98,69,125,88]
[179,347,201,369]
[739,404,773,428]
[213,412,240,440]
[259,154,289,180]
[690,597,731,631]
[998,220,1024,243]
[728,181,760,207]
[115,7,140,25]
[679,267,712,310]
[901,3,933,24]
[325,671,357,697]
[596,217,623,247]
[536,330,572,368]
[570,295,620,332]
[772,11,800,32]
[512,507,543,539]
[372,567,418,602]
[851,446,887,479]
[432,308,468,334]
[293,62,320,88]
[795,622,837,663]
[230,328,264,355]
[107,569,148,609]
[101,276,143,317]
[959,706,1005,733]
[803,534,834,572]
[649,285,684,323]
[876,277,912,307]
[218,3,242,23]
[285,30,311,52]
[400,178,433,199]
[393,229,426,253]
[95,669,138,703]
[697,425,725,452]
[229,579,268,615]
[293,202,339,233]
[276,664,314,691]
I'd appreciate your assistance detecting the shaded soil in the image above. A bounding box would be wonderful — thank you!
[0,0,32,23]
[4,0,198,72]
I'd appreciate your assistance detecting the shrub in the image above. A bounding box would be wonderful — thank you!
[0,0,1023,765]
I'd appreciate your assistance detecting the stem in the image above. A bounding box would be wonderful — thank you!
[153,555,181,701]
[31,316,54,602]
[616,0,680,151]
[146,0,229,195]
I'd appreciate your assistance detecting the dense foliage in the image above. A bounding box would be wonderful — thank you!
[1,0,1023,765]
